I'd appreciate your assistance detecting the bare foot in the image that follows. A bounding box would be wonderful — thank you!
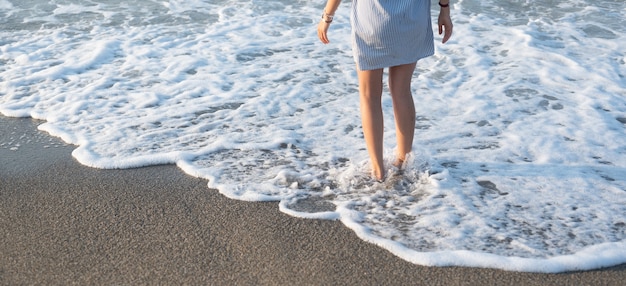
[372,168,385,182]
[393,158,405,169]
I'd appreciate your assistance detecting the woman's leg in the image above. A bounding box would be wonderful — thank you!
[388,63,417,166]
[357,68,385,180]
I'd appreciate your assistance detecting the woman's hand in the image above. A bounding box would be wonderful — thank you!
[317,20,331,44]
[317,1,340,44]
[438,9,453,44]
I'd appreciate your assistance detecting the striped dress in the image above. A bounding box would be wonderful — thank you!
[351,0,434,70]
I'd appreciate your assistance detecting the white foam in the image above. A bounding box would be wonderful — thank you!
[1,0,625,272]
[0,0,12,10]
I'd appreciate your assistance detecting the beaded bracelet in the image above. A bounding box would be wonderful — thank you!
[439,2,450,8]
[321,10,334,23]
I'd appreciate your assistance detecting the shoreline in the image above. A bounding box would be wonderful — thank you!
[1,115,625,285]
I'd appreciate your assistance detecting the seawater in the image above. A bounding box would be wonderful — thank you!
[1,0,625,272]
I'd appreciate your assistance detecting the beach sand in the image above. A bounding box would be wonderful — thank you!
[1,115,625,285]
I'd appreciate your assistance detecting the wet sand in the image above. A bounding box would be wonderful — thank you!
[1,115,625,285]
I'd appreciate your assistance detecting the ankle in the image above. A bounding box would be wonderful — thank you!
[393,158,405,168]
[372,168,385,181]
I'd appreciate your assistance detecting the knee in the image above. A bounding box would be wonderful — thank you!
[359,86,383,102]
[389,87,413,102]
[388,79,412,99]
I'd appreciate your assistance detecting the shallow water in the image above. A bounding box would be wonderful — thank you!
[1,0,625,272]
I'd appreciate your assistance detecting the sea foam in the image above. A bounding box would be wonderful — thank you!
[1,0,625,272]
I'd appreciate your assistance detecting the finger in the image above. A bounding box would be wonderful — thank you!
[438,24,443,35]
[318,23,330,44]
[318,30,328,44]
[442,25,453,44]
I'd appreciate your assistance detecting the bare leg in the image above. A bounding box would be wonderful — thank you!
[388,63,417,167]
[357,68,385,180]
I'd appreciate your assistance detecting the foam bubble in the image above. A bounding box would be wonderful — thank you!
[0,0,12,10]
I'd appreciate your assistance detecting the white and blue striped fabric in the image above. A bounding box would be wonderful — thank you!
[351,0,435,70]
